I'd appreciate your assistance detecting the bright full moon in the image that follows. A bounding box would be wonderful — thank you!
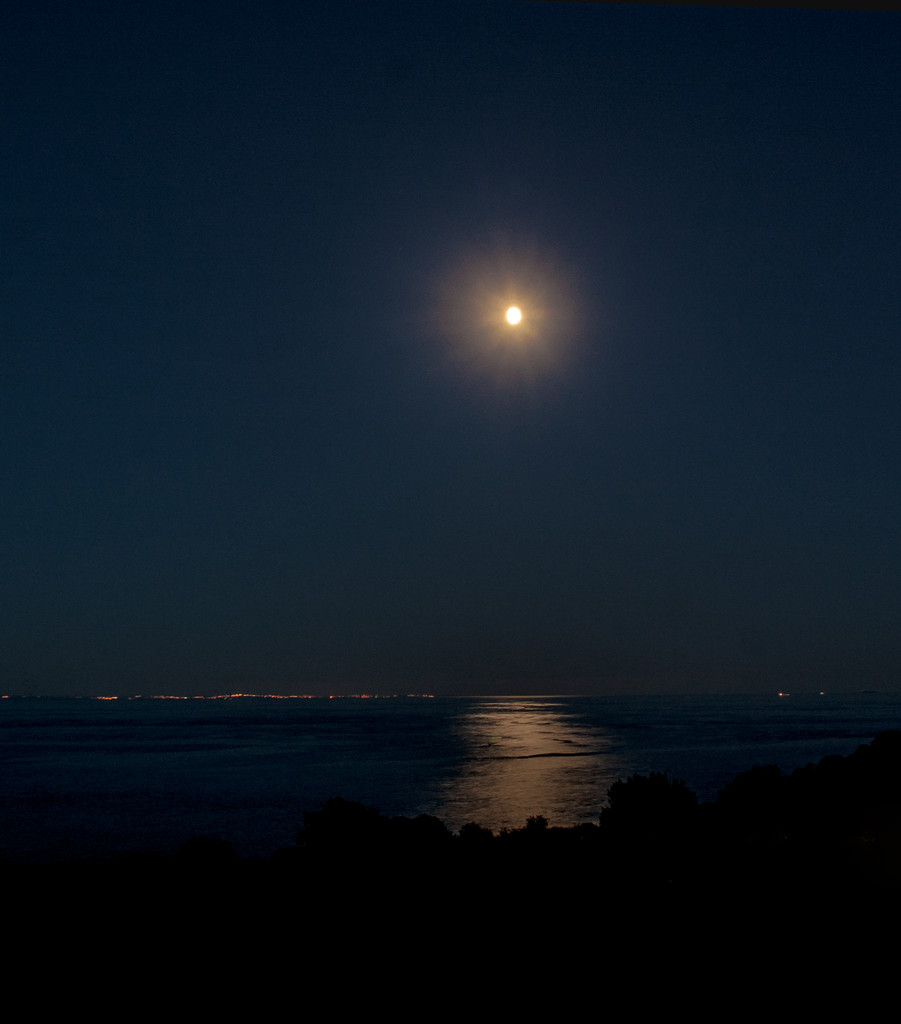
[506,306,522,325]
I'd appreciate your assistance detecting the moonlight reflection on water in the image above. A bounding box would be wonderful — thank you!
[436,699,627,833]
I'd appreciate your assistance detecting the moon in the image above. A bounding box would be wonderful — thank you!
[506,306,522,325]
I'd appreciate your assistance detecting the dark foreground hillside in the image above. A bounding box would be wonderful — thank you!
[6,731,901,992]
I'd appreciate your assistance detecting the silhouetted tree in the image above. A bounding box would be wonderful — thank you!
[601,771,698,839]
[599,772,700,886]
[458,821,494,846]
[300,797,384,854]
[383,813,454,858]
[714,763,788,842]
[175,835,237,866]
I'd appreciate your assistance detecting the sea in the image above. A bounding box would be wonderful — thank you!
[2,691,901,864]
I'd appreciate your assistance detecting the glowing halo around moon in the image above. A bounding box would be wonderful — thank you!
[429,235,584,387]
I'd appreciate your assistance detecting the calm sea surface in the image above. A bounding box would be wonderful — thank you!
[2,692,901,863]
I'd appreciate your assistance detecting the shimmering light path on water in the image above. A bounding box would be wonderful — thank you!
[439,698,626,832]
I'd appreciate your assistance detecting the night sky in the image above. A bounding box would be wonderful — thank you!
[3,2,900,697]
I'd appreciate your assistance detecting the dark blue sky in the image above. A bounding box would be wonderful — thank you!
[4,2,900,696]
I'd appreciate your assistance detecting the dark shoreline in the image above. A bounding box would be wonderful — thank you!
[9,742,895,1008]
[7,732,901,995]
[6,731,901,898]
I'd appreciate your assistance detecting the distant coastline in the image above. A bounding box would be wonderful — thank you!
[4,689,900,700]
